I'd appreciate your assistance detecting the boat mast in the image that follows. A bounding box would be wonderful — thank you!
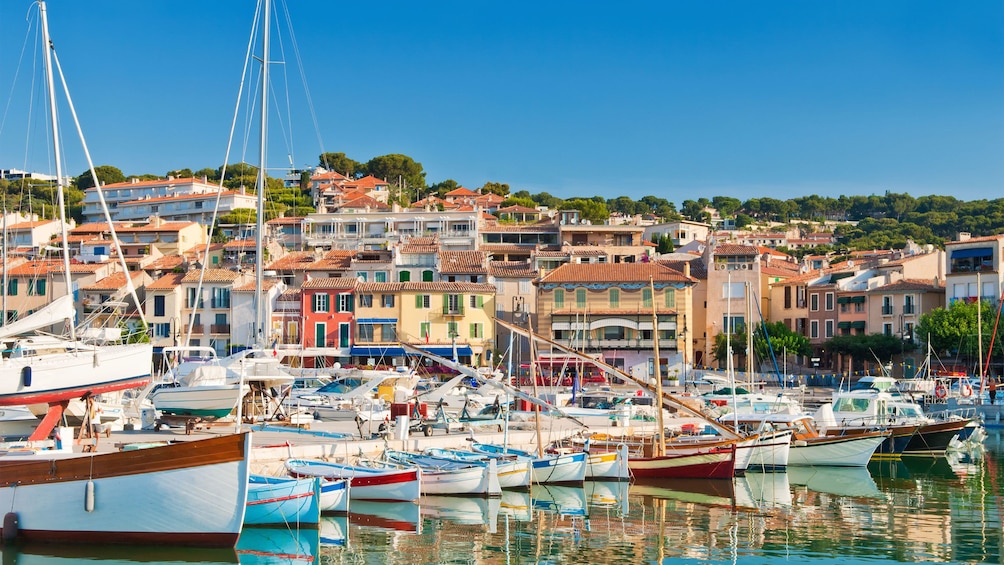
[650,276,664,457]
[254,0,270,348]
[39,0,74,341]
[2,210,7,326]
[527,316,544,458]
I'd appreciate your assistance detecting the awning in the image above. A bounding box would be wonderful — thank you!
[350,346,405,357]
[951,247,992,259]
[837,321,852,329]
[356,318,397,324]
[418,345,474,357]
[851,321,866,329]
[836,297,850,304]
[850,296,866,303]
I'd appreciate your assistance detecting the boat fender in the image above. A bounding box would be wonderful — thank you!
[21,366,31,388]
[961,384,973,397]
[2,512,18,542]
[934,385,947,399]
[85,480,95,512]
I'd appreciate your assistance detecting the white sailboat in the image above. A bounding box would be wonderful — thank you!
[0,1,152,442]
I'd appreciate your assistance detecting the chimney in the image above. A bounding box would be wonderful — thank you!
[683,261,691,278]
[958,232,971,242]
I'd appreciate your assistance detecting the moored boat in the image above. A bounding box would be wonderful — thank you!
[627,447,735,480]
[0,432,252,547]
[382,449,501,497]
[245,475,321,526]
[471,442,587,485]
[422,446,532,489]
[285,458,421,502]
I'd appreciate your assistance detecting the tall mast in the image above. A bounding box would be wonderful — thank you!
[254,0,270,347]
[650,276,664,457]
[39,1,74,341]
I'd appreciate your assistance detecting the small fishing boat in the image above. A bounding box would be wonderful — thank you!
[422,446,533,489]
[471,442,587,485]
[245,475,321,526]
[285,458,421,502]
[382,449,501,497]
[318,478,349,513]
[628,447,736,480]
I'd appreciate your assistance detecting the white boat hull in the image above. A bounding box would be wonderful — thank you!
[0,343,152,406]
[149,384,243,418]
[531,452,587,484]
[420,463,500,497]
[585,449,630,480]
[789,433,887,467]
[286,459,421,502]
[0,432,250,546]
[745,429,793,471]
[319,479,349,512]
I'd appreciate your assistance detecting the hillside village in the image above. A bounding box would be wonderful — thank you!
[1,172,1000,382]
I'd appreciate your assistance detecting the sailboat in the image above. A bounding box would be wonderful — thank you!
[0,2,152,443]
[0,2,250,548]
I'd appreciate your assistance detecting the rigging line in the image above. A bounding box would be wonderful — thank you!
[185,0,260,348]
[750,289,782,385]
[0,5,37,143]
[278,0,327,164]
[50,50,146,331]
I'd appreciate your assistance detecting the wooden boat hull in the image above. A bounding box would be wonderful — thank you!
[628,449,735,479]
[285,459,421,502]
[0,343,152,406]
[585,450,630,480]
[245,475,320,526]
[0,432,251,547]
[319,479,349,513]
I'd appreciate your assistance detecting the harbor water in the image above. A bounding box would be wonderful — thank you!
[2,432,1001,564]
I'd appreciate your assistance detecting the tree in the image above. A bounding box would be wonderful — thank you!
[564,198,609,224]
[651,233,674,254]
[75,165,125,190]
[824,333,917,365]
[916,300,1004,361]
[680,200,708,222]
[752,321,811,363]
[427,179,460,199]
[194,167,219,182]
[167,168,194,179]
[318,152,361,177]
[363,154,426,202]
[711,196,742,218]
[480,182,510,197]
[501,197,537,209]
[530,192,564,210]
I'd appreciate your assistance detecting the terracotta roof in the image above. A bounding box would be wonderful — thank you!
[87,177,212,191]
[181,268,239,283]
[445,187,479,197]
[70,222,135,234]
[539,263,693,284]
[278,289,302,301]
[439,250,487,274]
[7,220,59,230]
[871,279,945,292]
[301,277,358,290]
[223,239,256,250]
[482,244,535,253]
[713,244,759,256]
[658,258,707,280]
[146,272,186,290]
[4,260,60,276]
[233,280,281,292]
[400,244,439,254]
[488,261,538,279]
[82,271,142,291]
[945,234,1004,245]
[568,248,608,257]
[311,171,350,181]
[338,195,390,210]
[116,191,247,207]
[401,282,496,293]
[266,216,304,225]
[356,282,404,293]
[761,266,800,277]
[497,205,539,213]
[146,255,186,271]
[266,251,316,270]
[482,223,558,233]
[118,222,200,233]
[50,262,107,273]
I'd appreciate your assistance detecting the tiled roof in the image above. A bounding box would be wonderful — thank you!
[497,205,540,213]
[70,222,135,234]
[761,266,800,277]
[871,279,945,292]
[82,271,141,291]
[658,258,707,280]
[488,261,538,279]
[278,289,302,301]
[147,272,186,290]
[445,187,479,197]
[301,277,358,290]
[223,239,255,250]
[400,244,439,254]
[568,249,608,257]
[266,251,316,270]
[181,268,239,283]
[50,262,107,273]
[482,223,558,233]
[482,244,535,253]
[5,260,60,276]
[356,282,404,293]
[539,263,693,284]
[233,280,281,292]
[266,216,304,225]
[945,234,1004,245]
[86,177,211,191]
[401,282,496,293]
[7,220,58,230]
[146,255,186,271]
[117,191,246,207]
[713,244,759,256]
[439,250,487,274]
[118,222,200,233]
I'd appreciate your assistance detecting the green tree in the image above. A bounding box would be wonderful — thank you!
[530,192,564,210]
[167,168,194,178]
[680,199,708,222]
[428,179,460,199]
[363,154,426,202]
[501,197,537,209]
[824,333,917,366]
[564,198,609,224]
[651,233,674,254]
[916,300,1004,360]
[712,196,742,218]
[75,165,125,190]
[194,167,219,182]
[318,152,361,177]
[480,182,510,197]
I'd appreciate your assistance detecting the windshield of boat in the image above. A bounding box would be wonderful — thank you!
[316,378,365,394]
[833,397,872,413]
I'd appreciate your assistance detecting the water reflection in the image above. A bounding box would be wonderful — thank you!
[348,500,421,532]
[736,471,792,510]
[787,466,881,498]
[318,515,347,547]
[235,526,318,565]
[0,544,238,564]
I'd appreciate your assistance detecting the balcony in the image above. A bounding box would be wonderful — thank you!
[442,303,465,316]
[902,304,915,315]
[881,305,893,316]
[184,325,205,336]
[210,324,231,334]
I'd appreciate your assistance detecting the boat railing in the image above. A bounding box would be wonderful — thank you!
[926,406,980,423]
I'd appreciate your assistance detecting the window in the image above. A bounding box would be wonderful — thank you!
[882,296,893,316]
[212,287,230,309]
[381,294,395,308]
[470,322,483,338]
[313,293,330,313]
[883,323,893,336]
[609,289,620,308]
[810,320,819,339]
[603,326,626,340]
[446,294,462,314]
[35,280,45,296]
[723,316,745,333]
[154,295,166,317]
[416,294,431,308]
[723,282,745,299]
[519,280,532,294]
[825,319,834,338]
[810,294,819,312]
[155,323,171,338]
[554,289,565,309]
[854,302,864,313]
[422,270,434,282]
[904,322,914,341]
[337,293,354,313]
[186,287,203,309]
[356,271,368,282]
[375,271,387,283]
[420,321,431,341]
[576,289,587,308]
[642,288,652,308]
[469,295,484,308]
[825,292,834,311]
[380,323,397,341]
[399,271,411,282]
[903,295,915,314]
[664,289,675,308]
[447,321,459,338]
[359,294,374,308]
[784,286,792,309]
[314,322,327,348]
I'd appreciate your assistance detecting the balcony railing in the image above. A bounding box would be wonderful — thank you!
[184,325,205,336]
[443,303,465,316]
[210,324,231,334]
[882,306,894,316]
[902,304,915,315]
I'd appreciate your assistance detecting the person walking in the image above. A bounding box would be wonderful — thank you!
[989,380,997,405]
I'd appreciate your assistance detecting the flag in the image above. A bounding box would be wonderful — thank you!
[425,327,430,344]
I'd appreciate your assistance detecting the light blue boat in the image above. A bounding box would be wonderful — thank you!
[470,442,587,484]
[245,475,321,526]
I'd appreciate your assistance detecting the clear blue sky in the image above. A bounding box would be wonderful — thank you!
[1,0,1002,204]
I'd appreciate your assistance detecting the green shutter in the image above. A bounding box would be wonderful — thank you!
[476,295,484,308]
[416,295,423,308]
